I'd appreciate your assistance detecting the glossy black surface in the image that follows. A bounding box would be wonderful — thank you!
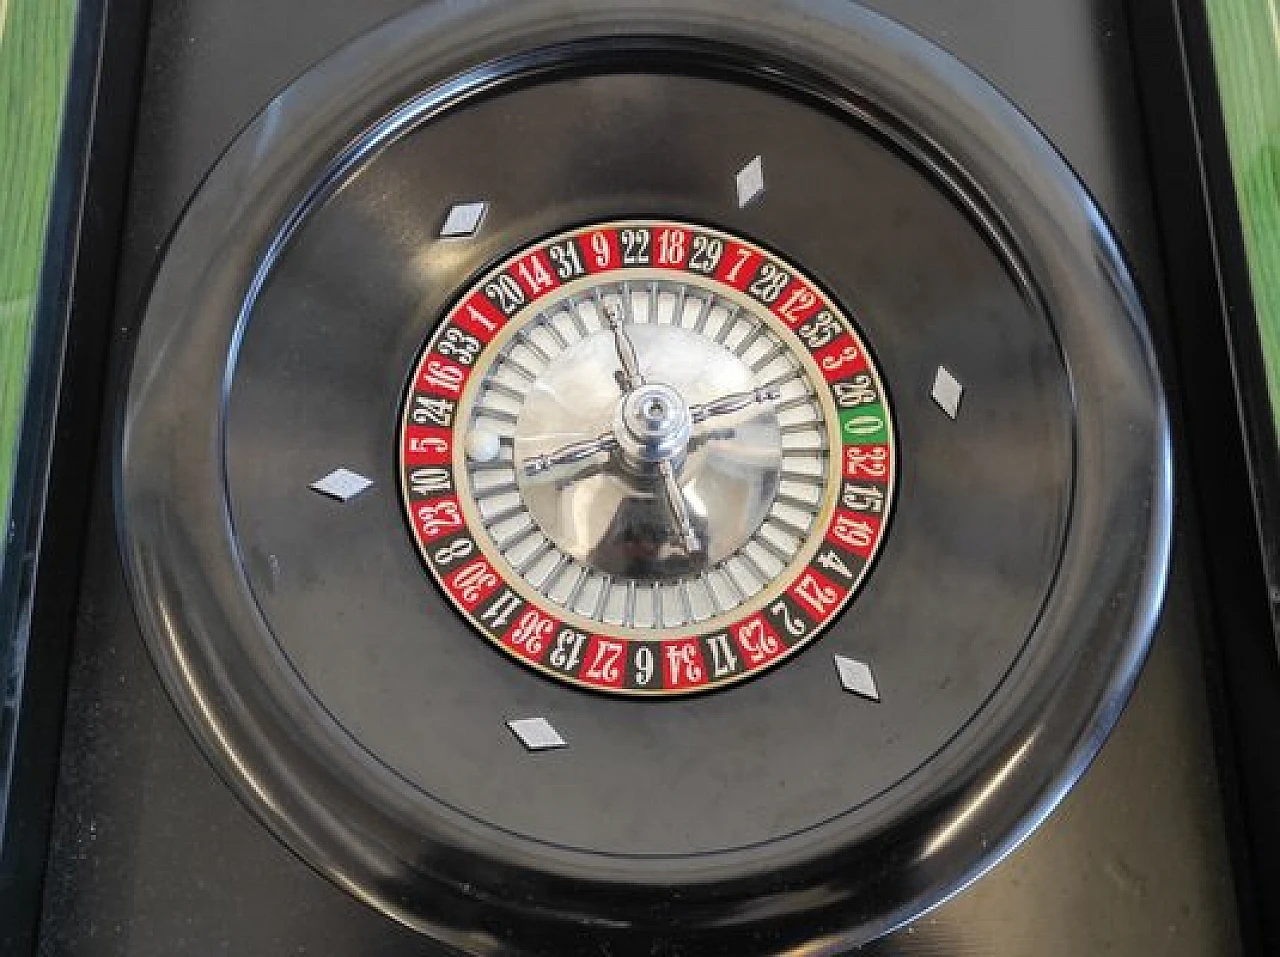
[227,67,1074,857]
[34,0,1243,955]
[112,2,1170,953]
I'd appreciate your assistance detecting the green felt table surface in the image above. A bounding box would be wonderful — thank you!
[0,0,75,524]
[1207,0,1280,434]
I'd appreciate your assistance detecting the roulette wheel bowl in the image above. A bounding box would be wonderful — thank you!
[115,1,1172,953]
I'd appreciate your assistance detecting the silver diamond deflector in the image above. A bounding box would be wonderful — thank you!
[931,366,964,419]
[507,717,568,751]
[735,156,765,207]
[310,468,373,502]
[440,201,488,237]
[834,654,880,702]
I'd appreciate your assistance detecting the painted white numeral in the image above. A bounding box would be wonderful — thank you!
[437,327,481,365]
[707,633,738,678]
[517,257,554,294]
[450,560,497,604]
[833,374,877,408]
[791,573,838,618]
[550,629,587,671]
[723,246,754,283]
[770,600,808,637]
[548,242,585,280]
[590,232,611,268]
[620,228,651,266]
[688,235,724,274]
[776,287,818,324]
[748,262,790,303]
[409,467,450,497]
[412,395,454,427]
[656,228,686,266]
[821,344,862,373]
[831,514,876,551]
[480,589,522,630]
[735,619,779,664]
[509,608,554,656]
[464,301,498,333]
[844,414,883,438]
[798,311,840,349]
[845,445,888,478]
[585,639,624,683]
[486,274,526,316]
[634,646,655,686]
[815,547,854,581]
[433,538,474,566]
[421,358,465,394]
[416,500,462,539]
[841,484,885,513]
[665,643,704,684]
[408,434,447,456]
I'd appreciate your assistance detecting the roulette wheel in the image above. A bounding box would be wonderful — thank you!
[110,1,1172,953]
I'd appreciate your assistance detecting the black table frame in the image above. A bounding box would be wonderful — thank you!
[3,0,1278,953]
